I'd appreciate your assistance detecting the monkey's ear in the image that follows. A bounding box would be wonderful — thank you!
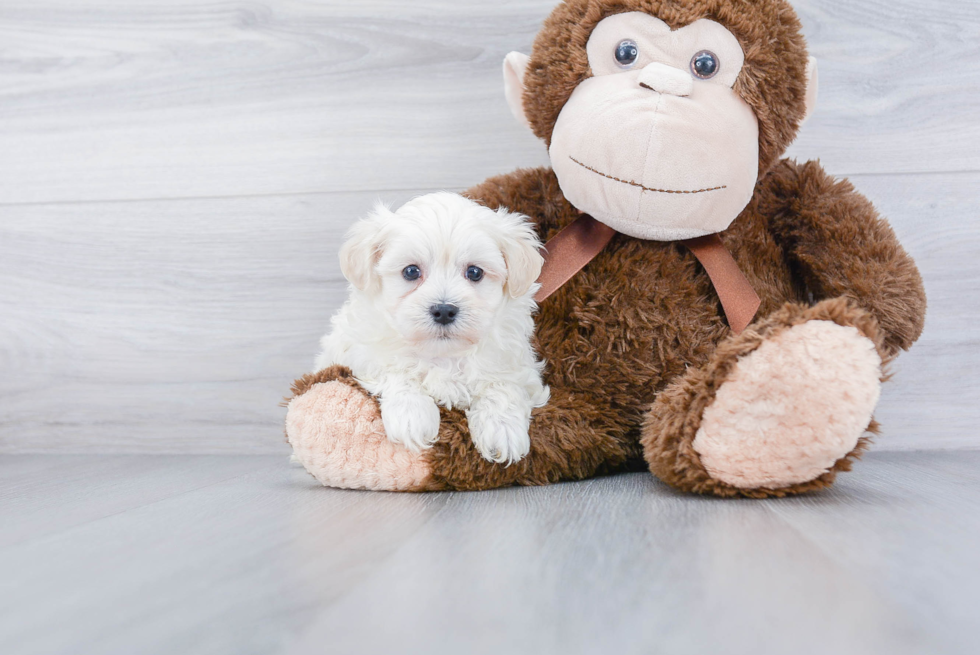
[503,51,533,131]
[802,56,819,124]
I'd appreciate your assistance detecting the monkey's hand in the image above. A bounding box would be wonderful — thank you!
[766,159,926,357]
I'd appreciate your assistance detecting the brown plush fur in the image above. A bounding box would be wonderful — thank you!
[288,0,926,496]
[287,365,366,402]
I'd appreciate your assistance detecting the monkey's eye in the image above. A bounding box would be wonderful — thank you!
[615,39,639,68]
[691,50,719,79]
[465,265,484,282]
[402,265,421,281]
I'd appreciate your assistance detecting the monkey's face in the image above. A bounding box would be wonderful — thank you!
[547,13,759,241]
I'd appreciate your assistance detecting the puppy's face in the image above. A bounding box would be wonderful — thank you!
[340,193,543,354]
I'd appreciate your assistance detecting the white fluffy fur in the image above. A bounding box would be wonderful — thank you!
[314,192,550,465]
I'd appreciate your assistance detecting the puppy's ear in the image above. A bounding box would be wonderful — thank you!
[339,204,392,292]
[495,209,544,299]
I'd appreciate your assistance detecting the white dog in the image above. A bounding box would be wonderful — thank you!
[314,192,550,464]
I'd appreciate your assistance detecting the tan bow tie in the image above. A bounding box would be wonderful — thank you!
[534,214,761,334]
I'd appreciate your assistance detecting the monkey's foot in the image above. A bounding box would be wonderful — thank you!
[693,319,881,488]
[643,299,885,497]
[285,367,434,492]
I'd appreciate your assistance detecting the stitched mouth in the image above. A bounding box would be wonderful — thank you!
[569,156,727,195]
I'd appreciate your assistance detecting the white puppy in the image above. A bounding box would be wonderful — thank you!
[314,192,550,464]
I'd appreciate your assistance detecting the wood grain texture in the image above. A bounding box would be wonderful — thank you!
[0,455,451,655]
[0,189,420,452]
[0,0,977,206]
[852,171,980,450]
[0,0,551,205]
[2,173,976,453]
[1,0,978,453]
[1,452,978,655]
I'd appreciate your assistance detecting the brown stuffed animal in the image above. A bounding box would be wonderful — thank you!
[285,0,926,497]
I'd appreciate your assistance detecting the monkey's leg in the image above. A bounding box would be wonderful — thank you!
[641,298,890,498]
[424,385,633,491]
[286,366,633,492]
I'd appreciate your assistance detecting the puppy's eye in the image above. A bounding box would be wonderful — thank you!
[465,265,484,282]
[402,265,421,281]
[615,39,639,68]
[691,50,719,79]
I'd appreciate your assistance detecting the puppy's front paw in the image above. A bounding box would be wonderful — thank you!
[466,406,531,465]
[380,393,441,453]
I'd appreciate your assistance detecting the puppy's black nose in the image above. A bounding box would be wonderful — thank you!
[430,303,459,325]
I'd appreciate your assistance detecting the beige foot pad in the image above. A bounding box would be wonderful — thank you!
[286,381,432,491]
[692,320,882,489]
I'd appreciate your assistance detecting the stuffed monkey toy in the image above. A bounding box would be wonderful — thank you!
[285,0,926,497]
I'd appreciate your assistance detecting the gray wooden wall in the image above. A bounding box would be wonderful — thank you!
[1,0,977,454]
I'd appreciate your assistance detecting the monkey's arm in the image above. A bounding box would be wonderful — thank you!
[764,159,926,356]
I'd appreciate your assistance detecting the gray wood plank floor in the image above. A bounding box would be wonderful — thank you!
[1,451,978,655]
